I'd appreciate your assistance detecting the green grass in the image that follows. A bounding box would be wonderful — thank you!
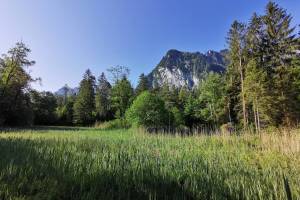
[0,127,299,200]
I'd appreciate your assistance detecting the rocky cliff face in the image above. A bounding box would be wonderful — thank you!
[147,49,228,89]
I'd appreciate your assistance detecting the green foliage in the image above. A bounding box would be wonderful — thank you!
[135,73,149,96]
[159,84,179,109]
[73,69,96,125]
[0,128,299,199]
[126,91,168,127]
[196,73,227,125]
[95,73,112,121]
[170,107,184,127]
[178,86,189,107]
[111,77,134,118]
[244,59,275,129]
[56,95,75,125]
[183,94,200,127]
[227,20,248,128]
[226,2,300,129]
[30,91,57,125]
[262,2,299,126]
[0,42,37,126]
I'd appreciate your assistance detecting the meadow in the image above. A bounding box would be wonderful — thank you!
[0,127,299,200]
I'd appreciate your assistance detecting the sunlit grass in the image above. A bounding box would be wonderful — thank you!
[0,127,299,199]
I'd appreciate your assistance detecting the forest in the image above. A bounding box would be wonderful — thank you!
[0,1,299,131]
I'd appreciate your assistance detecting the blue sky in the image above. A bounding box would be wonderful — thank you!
[0,0,299,91]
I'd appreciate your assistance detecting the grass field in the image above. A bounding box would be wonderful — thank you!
[0,127,299,200]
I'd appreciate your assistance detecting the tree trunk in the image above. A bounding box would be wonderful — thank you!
[228,101,232,123]
[253,102,258,133]
[239,56,247,129]
[256,98,261,133]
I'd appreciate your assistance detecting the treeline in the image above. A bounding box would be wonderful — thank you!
[0,2,299,132]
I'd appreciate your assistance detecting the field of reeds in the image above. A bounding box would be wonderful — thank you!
[0,127,299,200]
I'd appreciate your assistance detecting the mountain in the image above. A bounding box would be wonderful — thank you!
[147,49,228,89]
[55,49,228,94]
[55,85,79,96]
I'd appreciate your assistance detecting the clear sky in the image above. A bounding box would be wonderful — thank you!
[0,0,299,91]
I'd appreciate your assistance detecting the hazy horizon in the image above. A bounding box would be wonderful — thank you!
[1,0,299,92]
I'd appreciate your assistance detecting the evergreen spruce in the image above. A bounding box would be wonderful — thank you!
[135,73,149,96]
[262,2,299,125]
[95,73,112,121]
[227,21,248,128]
[73,69,96,124]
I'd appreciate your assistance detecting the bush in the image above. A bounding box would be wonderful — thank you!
[126,91,168,128]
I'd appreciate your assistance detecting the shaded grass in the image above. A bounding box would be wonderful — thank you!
[0,128,299,199]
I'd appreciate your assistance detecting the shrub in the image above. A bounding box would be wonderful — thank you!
[126,91,168,128]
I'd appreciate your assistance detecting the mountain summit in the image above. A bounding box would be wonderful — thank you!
[55,85,79,96]
[147,49,228,88]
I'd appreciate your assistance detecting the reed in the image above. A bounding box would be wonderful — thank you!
[0,128,299,199]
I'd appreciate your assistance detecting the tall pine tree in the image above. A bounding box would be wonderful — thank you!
[227,21,248,128]
[135,73,149,96]
[244,13,275,130]
[73,69,96,124]
[263,2,299,125]
[95,72,112,121]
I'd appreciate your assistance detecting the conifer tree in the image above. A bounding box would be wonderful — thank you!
[226,2,300,128]
[244,13,274,130]
[227,21,248,128]
[262,2,299,125]
[73,69,96,124]
[135,73,149,96]
[244,59,274,131]
[95,73,112,121]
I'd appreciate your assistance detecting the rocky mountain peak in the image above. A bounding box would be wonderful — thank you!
[55,85,79,96]
[147,49,228,89]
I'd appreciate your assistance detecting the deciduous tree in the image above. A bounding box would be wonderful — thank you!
[126,91,168,127]
[111,77,134,118]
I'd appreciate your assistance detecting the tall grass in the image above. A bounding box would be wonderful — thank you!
[0,128,299,199]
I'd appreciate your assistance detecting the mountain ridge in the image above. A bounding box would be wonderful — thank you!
[147,49,228,89]
[55,85,79,96]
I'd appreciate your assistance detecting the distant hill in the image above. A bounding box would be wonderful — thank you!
[55,85,79,96]
[147,49,228,88]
